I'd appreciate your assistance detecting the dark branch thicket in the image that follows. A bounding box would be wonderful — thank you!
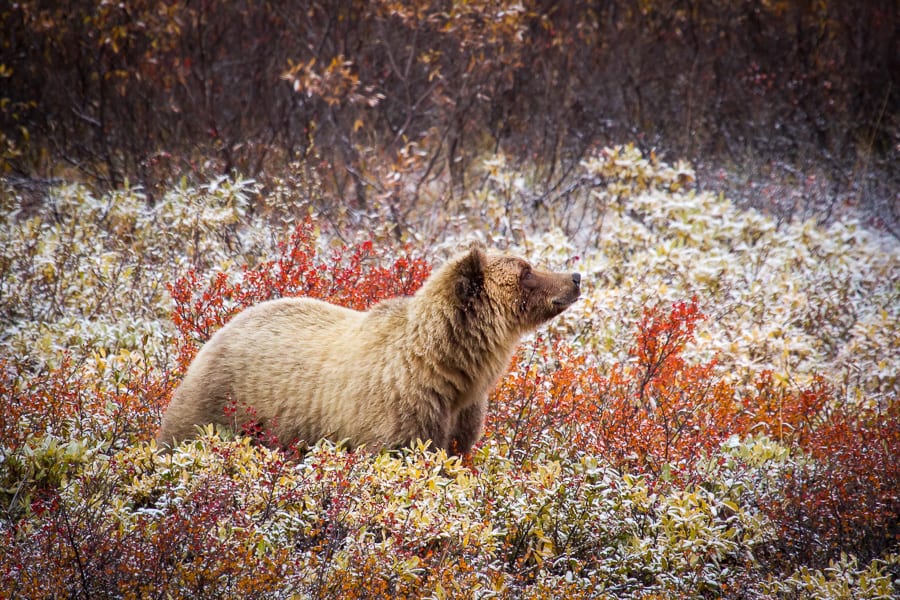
[2,0,896,231]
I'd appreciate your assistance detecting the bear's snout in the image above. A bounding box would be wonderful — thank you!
[547,270,581,310]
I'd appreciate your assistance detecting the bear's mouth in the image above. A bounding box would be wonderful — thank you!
[551,290,580,308]
[552,298,572,307]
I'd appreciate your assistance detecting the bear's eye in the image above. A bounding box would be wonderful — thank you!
[521,268,534,283]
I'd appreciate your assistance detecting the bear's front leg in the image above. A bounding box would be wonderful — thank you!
[409,399,453,452]
[448,401,486,455]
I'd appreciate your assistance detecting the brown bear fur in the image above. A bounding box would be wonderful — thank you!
[156,244,580,453]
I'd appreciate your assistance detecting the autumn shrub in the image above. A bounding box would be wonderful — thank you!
[4,1,896,233]
[487,299,737,480]
[575,145,899,404]
[763,552,900,600]
[167,216,430,370]
[3,437,290,598]
[2,150,899,598]
[0,177,265,374]
[0,354,171,452]
[766,399,900,566]
[486,294,900,568]
[1,433,771,599]
[1,177,269,450]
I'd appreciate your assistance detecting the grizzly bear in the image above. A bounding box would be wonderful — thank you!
[156,244,580,453]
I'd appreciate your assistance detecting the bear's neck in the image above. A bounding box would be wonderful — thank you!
[407,290,519,403]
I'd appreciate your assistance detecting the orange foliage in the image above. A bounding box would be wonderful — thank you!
[769,399,900,563]
[742,371,831,447]
[486,296,900,563]
[0,356,172,451]
[487,299,739,479]
[167,217,430,371]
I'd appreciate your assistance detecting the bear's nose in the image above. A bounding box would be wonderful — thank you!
[572,273,581,286]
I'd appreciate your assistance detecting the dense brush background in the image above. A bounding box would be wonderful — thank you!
[2,2,898,598]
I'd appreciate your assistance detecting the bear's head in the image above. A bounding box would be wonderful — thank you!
[451,243,581,334]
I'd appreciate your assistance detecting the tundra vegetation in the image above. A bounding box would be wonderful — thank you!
[1,1,898,598]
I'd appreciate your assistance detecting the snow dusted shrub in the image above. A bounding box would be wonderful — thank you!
[2,155,898,598]
[576,144,900,405]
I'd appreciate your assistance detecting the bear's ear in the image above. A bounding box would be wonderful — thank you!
[454,245,485,303]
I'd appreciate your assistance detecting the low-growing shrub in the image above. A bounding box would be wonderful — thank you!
[2,151,898,597]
